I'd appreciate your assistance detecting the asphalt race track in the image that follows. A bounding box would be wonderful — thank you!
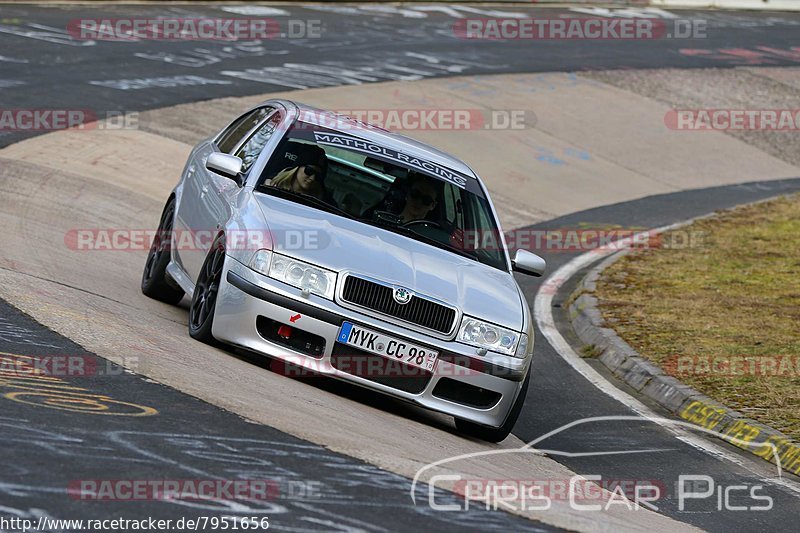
[1,3,799,532]
[1,3,800,148]
[0,298,544,532]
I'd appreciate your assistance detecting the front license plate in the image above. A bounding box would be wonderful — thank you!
[337,322,439,372]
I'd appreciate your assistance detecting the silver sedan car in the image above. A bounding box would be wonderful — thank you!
[141,99,545,442]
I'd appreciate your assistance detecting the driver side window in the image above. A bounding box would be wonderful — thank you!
[216,106,274,154]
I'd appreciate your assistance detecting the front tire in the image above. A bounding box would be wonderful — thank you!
[455,370,530,443]
[188,235,226,344]
[141,198,184,305]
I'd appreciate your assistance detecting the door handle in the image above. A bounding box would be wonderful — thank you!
[200,185,209,198]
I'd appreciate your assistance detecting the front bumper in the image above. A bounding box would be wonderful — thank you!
[213,257,530,428]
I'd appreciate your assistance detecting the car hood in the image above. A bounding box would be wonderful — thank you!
[253,193,524,331]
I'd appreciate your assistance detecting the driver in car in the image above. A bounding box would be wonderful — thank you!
[399,174,439,223]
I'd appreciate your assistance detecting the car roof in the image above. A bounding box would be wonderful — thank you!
[266,99,480,180]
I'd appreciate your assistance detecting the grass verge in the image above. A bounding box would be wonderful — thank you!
[595,194,800,439]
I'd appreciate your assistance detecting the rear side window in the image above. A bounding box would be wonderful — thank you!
[216,107,274,154]
[235,112,282,173]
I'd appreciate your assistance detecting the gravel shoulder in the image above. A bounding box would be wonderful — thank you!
[582,67,800,167]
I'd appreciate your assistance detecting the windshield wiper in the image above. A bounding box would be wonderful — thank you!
[259,186,356,220]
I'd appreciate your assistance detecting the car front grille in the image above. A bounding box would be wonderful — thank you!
[340,275,457,335]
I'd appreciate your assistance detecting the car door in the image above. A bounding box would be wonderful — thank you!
[201,109,284,264]
[176,106,275,282]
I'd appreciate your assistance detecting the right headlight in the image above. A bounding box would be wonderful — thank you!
[457,316,523,357]
[268,253,337,300]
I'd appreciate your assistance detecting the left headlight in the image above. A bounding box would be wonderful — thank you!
[457,316,522,357]
[267,252,337,300]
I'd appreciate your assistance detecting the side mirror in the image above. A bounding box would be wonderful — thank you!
[206,152,243,183]
[512,249,546,277]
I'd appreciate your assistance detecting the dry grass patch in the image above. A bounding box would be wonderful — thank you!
[596,194,800,439]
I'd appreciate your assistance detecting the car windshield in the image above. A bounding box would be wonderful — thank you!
[255,121,508,271]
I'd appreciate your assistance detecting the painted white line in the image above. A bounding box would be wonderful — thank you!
[533,222,800,496]
[651,0,800,12]
[219,6,290,17]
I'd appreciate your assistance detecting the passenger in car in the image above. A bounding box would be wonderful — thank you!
[269,144,328,200]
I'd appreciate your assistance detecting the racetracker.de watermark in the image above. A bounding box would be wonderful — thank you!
[67,479,322,503]
[0,110,138,131]
[0,353,135,377]
[64,229,327,252]
[453,17,706,40]
[67,479,280,501]
[268,353,512,379]
[665,109,800,131]
[67,18,321,41]
[297,108,535,131]
[663,354,800,378]
[456,228,707,253]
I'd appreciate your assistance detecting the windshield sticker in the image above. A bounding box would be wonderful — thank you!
[313,131,468,189]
